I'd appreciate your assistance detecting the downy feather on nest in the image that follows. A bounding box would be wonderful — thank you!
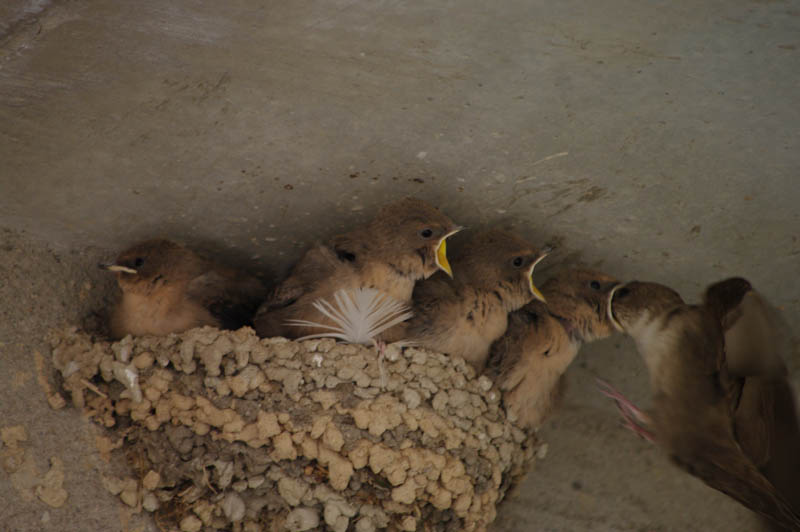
[285,288,413,345]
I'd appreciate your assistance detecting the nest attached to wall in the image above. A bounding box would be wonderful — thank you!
[48,327,542,532]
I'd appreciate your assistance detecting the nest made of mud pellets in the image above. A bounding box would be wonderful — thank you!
[48,326,542,532]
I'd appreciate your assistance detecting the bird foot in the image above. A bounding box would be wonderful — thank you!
[595,378,655,443]
[372,339,388,389]
[620,414,656,443]
[372,339,387,357]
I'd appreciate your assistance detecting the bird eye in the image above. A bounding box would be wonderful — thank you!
[419,229,433,238]
[590,280,601,290]
[512,257,524,268]
[134,257,145,267]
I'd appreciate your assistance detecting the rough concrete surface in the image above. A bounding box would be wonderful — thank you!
[0,0,798,530]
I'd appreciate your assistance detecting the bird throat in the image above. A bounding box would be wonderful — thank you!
[551,312,579,340]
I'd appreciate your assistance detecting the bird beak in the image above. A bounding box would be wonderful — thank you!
[435,227,463,278]
[607,284,625,332]
[99,263,137,274]
[528,251,549,303]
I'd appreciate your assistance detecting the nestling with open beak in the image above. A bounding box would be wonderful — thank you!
[600,279,800,531]
[101,239,267,340]
[253,197,460,341]
[486,269,619,430]
[394,229,549,372]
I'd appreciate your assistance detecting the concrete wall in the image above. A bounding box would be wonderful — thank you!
[1,0,798,530]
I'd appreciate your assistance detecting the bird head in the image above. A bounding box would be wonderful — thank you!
[450,229,549,310]
[541,269,621,341]
[100,239,199,293]
[607,281,684,335]
[345,197,461,279]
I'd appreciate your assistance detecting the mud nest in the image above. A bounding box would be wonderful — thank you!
[48,327,542,532]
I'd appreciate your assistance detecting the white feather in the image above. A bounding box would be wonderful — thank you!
[285,288,413,345]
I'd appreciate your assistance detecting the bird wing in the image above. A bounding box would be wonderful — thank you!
[757,377,800,518]
[413,271,459,301]
[666,306,800,528]
[669,435,800,531]
[260,245,343,312]
[329,230,369,264]
[733,374,800,519]
[404,274,460,338]
[186,268,267,330]
[734,376,778,468]
[253,245,354,338]
[484,311,528,383]
[723,290,790,379]
[489,303,549,388]
[709,287,796,478]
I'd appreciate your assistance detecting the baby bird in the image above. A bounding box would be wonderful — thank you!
[101,239,267,339]
[486,269,619,430]
[253,198,459,340]
[601,279,800,531]
[397,230,549,372]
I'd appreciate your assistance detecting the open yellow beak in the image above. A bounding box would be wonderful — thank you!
[528,252,549,302]
[435,227,462,278]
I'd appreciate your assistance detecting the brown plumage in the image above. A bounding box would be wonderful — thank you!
[604,280,800,531]
[705,278,800,532]
[396,230,548,371]
[486,269,619,430]
[253,198,459,340]
[102,239,267,340]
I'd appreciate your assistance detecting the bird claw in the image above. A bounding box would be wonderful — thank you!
[372,339,388,389]
[595,378,655,443]
[620,414,656,443]
[372,339,387,358]
[595,378,650,423]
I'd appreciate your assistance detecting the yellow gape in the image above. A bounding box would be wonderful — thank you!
[528,252,549,302]
[434,227,462,278]
[435,237,453,277]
